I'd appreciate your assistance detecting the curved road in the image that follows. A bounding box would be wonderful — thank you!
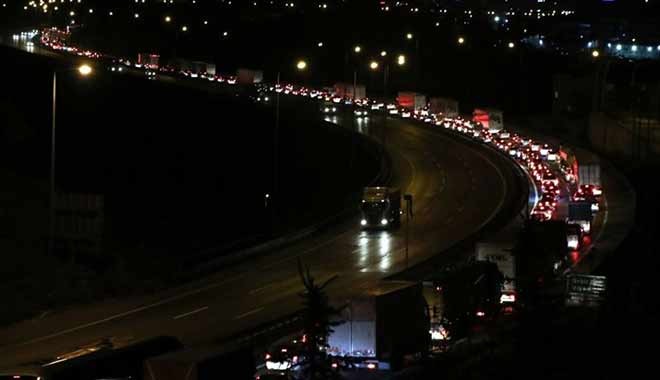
[0,37,523,372]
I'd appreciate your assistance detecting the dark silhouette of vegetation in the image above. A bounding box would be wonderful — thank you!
[297,258,343,380]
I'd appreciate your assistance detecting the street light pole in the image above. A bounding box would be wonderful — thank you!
[353,69,357,101]
[273,71,280,233]
[384,64,389,98]
[47,64,92,255]
[48,71,57,256]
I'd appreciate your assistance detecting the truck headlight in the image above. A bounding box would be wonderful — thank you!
[361,219,367,226]
[381,219,388,226]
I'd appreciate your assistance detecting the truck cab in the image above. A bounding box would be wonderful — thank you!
[360,187,401,229]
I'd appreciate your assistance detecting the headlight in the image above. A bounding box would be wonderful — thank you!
[381,219,388,226]
[361,219,367,226]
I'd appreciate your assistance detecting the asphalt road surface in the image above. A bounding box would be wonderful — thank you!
[0,36,523,372]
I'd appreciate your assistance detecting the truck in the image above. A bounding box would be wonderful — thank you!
[333,82,366,100]
[360,187,401,229]
[138,53,160,69]
[475,243,516,302]
[567,201,594,235]
[397,92,427,111]
[428,97,459,118]
[577,157,601,188]
[237,68,264,84]
[191,61,216,76]
[517,220,569,281]
[472,108,504,133]
[144,343,255,380]
[14,336,184,380]
[327,281,430,370]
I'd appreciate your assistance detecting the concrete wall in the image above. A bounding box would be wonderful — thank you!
[589,112,660,162]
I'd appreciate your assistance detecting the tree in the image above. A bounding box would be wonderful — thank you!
[297,259,343,380]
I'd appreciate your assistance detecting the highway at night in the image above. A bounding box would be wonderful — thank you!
[0,0,645,375]
[0,40,524,369]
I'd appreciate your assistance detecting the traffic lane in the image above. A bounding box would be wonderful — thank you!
[15,113,509,350]
[0,107,512,370]
[0,103,510,369]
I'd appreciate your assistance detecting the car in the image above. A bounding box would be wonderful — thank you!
[145,70,158,80]
[257,373,295,380]
[578,184,603,198]
[322,103,337,114]
[354,108,369,117]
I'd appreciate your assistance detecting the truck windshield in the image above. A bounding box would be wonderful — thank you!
[361,201,387,211]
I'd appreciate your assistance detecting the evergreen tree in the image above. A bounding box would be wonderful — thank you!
[297,259,344,380]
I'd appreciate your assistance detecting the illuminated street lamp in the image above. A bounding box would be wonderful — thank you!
[380,50,387,57]
[369,61,379,70]
[354,45,362,53]
[164,15,171,23]
[181,25,188,32]
[49,63,93,256]
[406,33,413,40]
[458,36,465,45]
[508,42,515,49]
[296,60,307,70]
[592,50,600,58]
[77,64,92,76]
[397,54,406,66]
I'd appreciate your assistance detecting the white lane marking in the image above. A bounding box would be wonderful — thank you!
[14,274,245,346]
[249,283,276,294]
[233,307,264,320]
[173,306,209,320]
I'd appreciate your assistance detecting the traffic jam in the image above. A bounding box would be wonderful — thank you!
[28,26,609,377]
[34,26,604,262]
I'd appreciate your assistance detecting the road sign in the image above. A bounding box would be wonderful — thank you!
[565,274,607,307]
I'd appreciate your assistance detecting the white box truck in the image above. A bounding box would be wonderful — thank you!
[327,282,429,370]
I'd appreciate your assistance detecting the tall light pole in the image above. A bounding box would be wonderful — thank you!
[49,63,93,256]
[353,45,361,100]
[270,60,307,234]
